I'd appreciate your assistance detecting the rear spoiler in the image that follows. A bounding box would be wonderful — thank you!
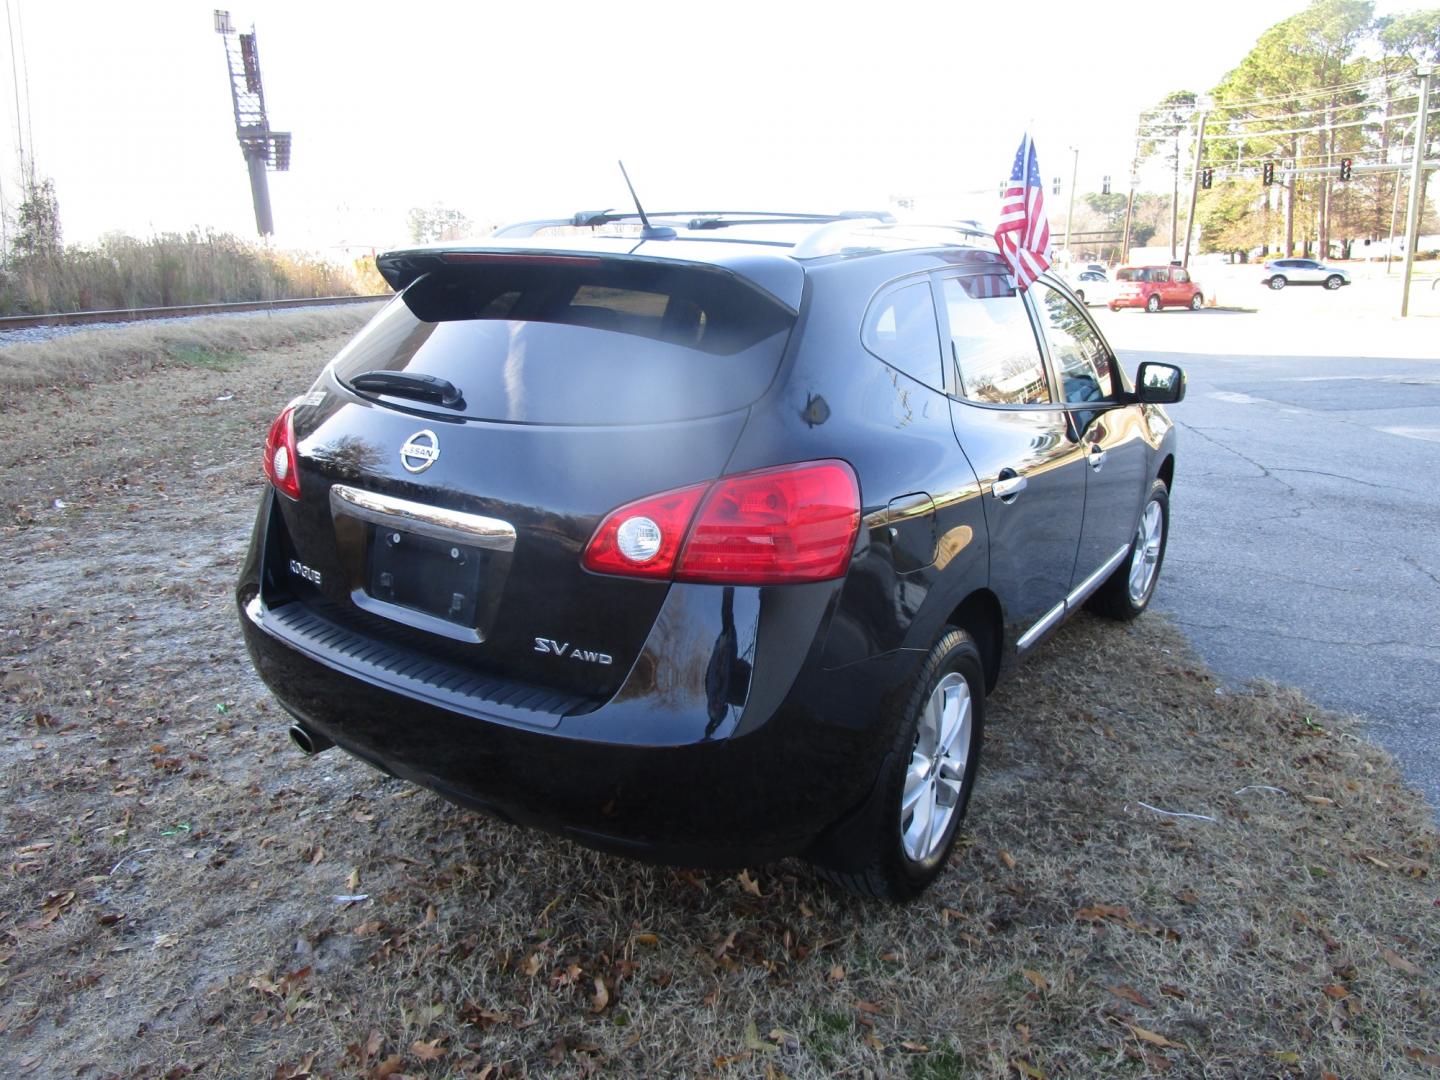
[375,247,803,315]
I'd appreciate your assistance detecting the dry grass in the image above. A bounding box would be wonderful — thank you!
[0,305,383,398]
[0,326,1436,1079]
[1,232,363,315]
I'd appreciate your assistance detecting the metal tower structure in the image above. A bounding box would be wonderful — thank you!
[214,10,291,236]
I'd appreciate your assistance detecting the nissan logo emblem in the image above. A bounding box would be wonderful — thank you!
[399,429,440,473]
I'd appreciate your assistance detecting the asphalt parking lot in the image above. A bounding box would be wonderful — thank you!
[1091,264,1440,814]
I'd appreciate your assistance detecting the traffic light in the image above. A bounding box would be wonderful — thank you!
[1263,162,1275,186]
[1339,157,1352,181]
[1102,175,1111,195]
[1053,176,1061,195]
[1201,167,1213,189]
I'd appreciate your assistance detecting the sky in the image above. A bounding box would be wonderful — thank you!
[0,0,1423,254]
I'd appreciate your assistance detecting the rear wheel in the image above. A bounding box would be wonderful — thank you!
[1324,275,1343,290]
[1086,479,1170,621]
[1269,276,1287,290]
[811,628,985,902]
[1145,294,1162,313]
[1189,292,1204,310]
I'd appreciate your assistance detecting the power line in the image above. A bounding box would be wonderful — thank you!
[1135,70,1418,123]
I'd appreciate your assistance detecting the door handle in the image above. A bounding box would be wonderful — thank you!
[1088,444,1107,471]
[992,471,1028,501]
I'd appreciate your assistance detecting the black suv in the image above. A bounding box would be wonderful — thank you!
[236,211,1184,900]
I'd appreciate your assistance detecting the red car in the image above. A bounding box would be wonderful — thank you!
[1109,265,1204,312]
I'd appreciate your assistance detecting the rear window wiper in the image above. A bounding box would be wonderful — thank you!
[349,370,463,408]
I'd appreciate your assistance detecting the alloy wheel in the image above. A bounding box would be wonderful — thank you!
[1128,500,1164,603]
[900,673,971,862]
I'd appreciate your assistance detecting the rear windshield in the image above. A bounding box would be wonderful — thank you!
[329,259,796,425]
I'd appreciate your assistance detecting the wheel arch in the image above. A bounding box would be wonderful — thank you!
[944,589,1003,692]
[1157,453,1175,492]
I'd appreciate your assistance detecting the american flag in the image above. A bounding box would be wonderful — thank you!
[994,134,1052,290]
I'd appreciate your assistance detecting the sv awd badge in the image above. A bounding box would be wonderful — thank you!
[534,638,613,665]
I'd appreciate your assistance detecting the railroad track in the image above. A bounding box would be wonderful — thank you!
[0,293,390,332]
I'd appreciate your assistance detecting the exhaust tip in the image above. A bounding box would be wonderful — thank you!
[288,723,334,756]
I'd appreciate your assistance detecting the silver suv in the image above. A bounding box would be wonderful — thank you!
[1261,258,1351,290]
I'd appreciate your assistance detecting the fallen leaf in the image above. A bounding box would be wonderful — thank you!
[1021,969,1049,992]
[743,1019,776,1053]
[368,1055,403,1080]
[1322,984,1349,1000]
[1109,984,1153,1008]
[1404,1048,1440,1067]
[154,932,180,949]
[631,932,659,947]
[999,850,1017,870]
[1011,1060,1047,1080]
[737,869,763,897]
[591,977,610,1013]
[900,1040,929,1052]
[828,964,845,982]
[346,867,361,892]
[1382,948,1422,976]
[1077,904,1130,923]
[1124,1023,1185,1050]
[856,1000,885,1016]
[410,1039,446,1061]
[1270,1051,1302,1064]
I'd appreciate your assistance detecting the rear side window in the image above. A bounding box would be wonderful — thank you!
[941,273,1052,406]
[862,280,943,389]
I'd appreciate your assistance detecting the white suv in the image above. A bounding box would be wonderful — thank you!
[1261,258,1351,290]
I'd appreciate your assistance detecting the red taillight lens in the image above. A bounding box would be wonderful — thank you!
[582,461,860,585]
[581,482,709,579]
[262,405,302,500]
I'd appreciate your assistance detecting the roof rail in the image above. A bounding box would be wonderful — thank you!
[491,209,896,239]
[790,220,1000,261]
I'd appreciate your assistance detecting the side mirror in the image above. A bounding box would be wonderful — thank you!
[1135,362,1186,404]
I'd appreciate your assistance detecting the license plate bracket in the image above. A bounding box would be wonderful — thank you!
[365,525,486,628]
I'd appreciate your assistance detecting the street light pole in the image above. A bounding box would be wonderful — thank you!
[1400,63,1433,317]
[1064,146,1079,265]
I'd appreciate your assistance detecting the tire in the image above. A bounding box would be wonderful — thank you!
[1145,293,1162,313]
[1269,275,1287,290]
[1086,479,1170,621]
[1189,292,1204,310]
[1108,303,1120,312]
[811,628,985,902]
[1324,275,1343,290]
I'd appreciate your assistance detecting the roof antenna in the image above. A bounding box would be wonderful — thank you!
[618,160,675,240]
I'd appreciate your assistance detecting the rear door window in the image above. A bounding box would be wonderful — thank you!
[861,279,943,389]
[940,273,1052,406]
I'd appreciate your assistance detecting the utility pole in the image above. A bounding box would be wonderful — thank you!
[1170,126,1181,260]
[1182,99,1211,268]
[1400,63,1433,317]
[1064,146,1079,264]
[1120,172,1137,265]
[1386,167,1404,274]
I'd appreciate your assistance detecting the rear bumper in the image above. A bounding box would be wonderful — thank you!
[236,492,921,866]
[1110,293,1147,309]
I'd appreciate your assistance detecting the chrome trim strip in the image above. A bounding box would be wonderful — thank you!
[329,485,517,551]
[1067,543,1130,609]
[1015,544,1129,653]
[1016,601,1065,652]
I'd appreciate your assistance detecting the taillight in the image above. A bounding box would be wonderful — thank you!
[263,405,302,500]
[581,481,709,579]
[582,461,860,585]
